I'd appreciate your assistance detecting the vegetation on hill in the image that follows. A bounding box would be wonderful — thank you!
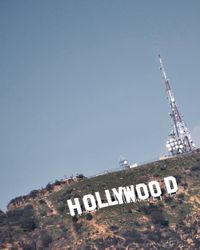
[1,151,200,249]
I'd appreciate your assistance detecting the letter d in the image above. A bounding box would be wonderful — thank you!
[164,176,178,194]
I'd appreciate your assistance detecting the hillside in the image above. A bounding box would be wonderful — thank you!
[1,151,200,249]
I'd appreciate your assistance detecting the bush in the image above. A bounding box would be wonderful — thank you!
[177,193,184,199]
[39,199,46,205]
[174,174,182,183]
[151,210,168,226]
[86,213,93,221]
[41,232,52,247]
[160,219,169,226]
[7,208,24,225]
[19,242,36,250]
[76,174,85,179]
[54,180,61,186]
[29,190,38,199]
[110,225,119,231]
[21,216,37,232]
[122,230,142,242]
[46,183,53,192]
[74,222,82,234]
[165,196,173,203]
[20,205,37,232]
[191,164,200,171]
[57,204,66,213]
[72,215,78,223]
[147,230,162,241]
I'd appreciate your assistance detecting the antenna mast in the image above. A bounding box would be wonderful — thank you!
[158,54,195,156]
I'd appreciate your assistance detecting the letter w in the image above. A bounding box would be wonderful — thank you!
[122,185,136,203]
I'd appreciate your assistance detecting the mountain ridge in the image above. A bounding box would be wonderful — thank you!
[1,151,200,249]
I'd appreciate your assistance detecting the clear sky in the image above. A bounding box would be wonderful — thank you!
[0,1,200,211]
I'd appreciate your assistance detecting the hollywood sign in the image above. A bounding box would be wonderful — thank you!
[67,176,178,216]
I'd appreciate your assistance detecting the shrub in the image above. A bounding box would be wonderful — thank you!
[76,174,85,179]
[86,213,93,221]
[20,205,37,232]
[174,174,182,183]
[41,231,52,247]
[29,190,38,199]
[39,199,46,205]
[72,215,78,223]
[165,196,173,203]
[74,222,82,234]
[177,193,184,199]
[191,164,200,171]
[151,210,168,226]
[57,204,66,213]
[19,242,36,250]
[46,183,53,192]
[54,180,61,186]
[110,225,119,231]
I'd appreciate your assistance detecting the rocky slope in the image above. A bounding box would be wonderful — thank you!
[1,151,200,249]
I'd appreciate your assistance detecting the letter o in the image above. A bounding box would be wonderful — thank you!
[148,181,162,198]
[83,194,96,211]
[136,183,149,200]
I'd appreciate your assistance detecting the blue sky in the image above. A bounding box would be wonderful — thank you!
[0,1,200,211]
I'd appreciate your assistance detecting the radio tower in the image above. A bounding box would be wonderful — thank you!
[158,54,195,156]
